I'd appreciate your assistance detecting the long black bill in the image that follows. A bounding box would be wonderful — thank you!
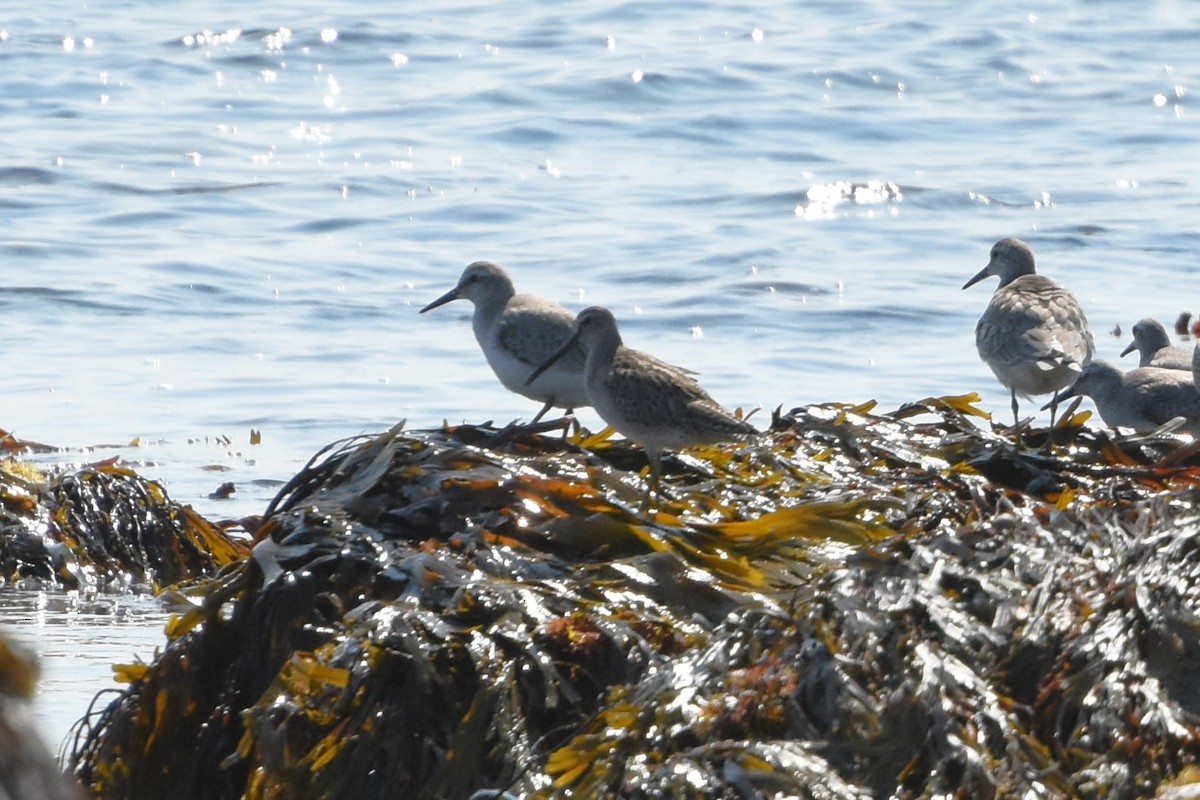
[1118,341,1137,358]
[1041,386,1077,411]
[419,287,459,314]
[526,329,581,386]
[961,263,992,290]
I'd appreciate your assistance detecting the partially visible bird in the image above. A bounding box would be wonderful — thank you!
[1119,317,1193,371]
[526,305,755,500]
[1045,360,1200,436]
[420,261,588,423]
[963,237,1095,427]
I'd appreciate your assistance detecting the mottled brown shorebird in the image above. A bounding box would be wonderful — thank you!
[527,305,755,500]
[963,237,1095,427]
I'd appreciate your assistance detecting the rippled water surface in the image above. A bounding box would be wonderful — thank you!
[2,0,1199,748]
[0,590,169,753]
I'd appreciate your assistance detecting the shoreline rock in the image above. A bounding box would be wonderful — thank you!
[8,398,1198,798]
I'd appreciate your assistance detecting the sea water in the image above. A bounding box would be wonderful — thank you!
[1,0,1198,750]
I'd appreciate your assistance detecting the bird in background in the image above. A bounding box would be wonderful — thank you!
[1119,317,1193,371]
[420,261,589,424]
[527,305,755,505]
[963,237,1095,429]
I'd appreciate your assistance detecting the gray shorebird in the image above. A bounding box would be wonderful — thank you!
[526,305,755,498]
[421,261,589,423]
[963,237,1095,427]
[1120,318,1192,371]
[1045,360,1200,436]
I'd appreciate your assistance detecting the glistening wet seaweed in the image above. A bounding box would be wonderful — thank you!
[67,400,1200,798]
[1,458,247,591]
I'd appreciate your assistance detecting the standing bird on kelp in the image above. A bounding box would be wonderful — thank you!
[420,261,589,423]
[963,237,1095,429]
[1120,317,1193,371]
[527,305,755,503]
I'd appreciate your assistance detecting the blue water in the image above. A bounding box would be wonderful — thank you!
[2,0,1199,750]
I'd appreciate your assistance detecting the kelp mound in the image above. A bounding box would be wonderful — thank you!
[69,399,1200,798]
[0,459,248,591]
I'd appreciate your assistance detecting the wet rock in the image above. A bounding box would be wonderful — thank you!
[64,402,1200,798]
[2,460,248,591]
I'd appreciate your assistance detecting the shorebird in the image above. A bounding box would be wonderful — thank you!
[1045,360,1200,436]
[1120,318,1192,371]
[963,237,1095,428]
[420,261,589,423]
[526,306,755,500]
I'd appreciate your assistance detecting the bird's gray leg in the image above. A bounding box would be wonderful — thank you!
[561,407,580,438]
[1010,389,1024,447]
[639,452,663,513]
[530,400,578,440]
[529,399,554,425]
[1043,395,1060,450]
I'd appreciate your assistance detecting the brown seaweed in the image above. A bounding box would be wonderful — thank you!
[1,461,248,591]
[66,401,1200,798]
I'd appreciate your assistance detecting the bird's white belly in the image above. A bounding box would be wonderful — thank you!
[989,360,1077,398]
[480,332,590,409]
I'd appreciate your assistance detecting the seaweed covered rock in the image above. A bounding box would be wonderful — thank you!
[1,458,248,591]
[69,402,1200,798]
